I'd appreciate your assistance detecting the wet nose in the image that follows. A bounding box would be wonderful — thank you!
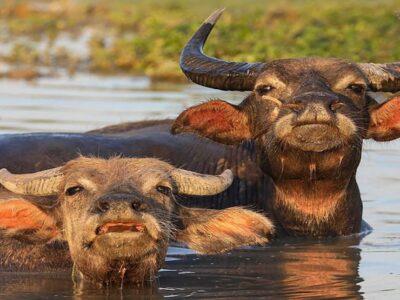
[96,193,145,213]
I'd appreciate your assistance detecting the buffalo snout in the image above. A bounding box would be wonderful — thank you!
[95,192,146,214]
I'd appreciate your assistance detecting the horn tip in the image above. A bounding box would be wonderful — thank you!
[205,8,225,25]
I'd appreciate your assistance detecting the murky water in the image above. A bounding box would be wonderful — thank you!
[0,73,399,299]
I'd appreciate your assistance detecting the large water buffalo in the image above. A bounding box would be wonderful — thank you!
[0,156,273,285]
[0,9,399,238]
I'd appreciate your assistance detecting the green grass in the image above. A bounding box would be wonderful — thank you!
[1,0,399,81]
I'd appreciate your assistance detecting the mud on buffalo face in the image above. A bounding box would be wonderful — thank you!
[0,157,273,285]
[173,9,400,181]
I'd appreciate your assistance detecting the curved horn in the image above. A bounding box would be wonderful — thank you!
[0,167,63,196]
[180,8,266,91]
[358,63,400,92]
[171,168,233,196]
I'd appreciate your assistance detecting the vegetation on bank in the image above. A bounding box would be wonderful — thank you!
[0,0,399,81]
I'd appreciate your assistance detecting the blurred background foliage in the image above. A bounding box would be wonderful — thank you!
[0,0,399,81]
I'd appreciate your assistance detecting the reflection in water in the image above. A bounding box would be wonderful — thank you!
[278,239,362,299]
[0,238,364,299]
[160,238,364,299]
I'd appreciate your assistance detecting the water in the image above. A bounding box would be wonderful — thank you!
[0,73,399,299]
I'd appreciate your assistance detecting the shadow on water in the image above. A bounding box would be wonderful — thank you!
[0,237,364,299]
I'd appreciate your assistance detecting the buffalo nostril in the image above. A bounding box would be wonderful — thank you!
[98,200,110,212]
[330,101,344,112]
[131,201,142,211]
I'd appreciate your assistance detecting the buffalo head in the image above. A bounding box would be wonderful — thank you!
[0,157,273,285]
[172,9,400,236]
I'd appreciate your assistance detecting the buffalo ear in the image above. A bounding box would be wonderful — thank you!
[175,206,274,254]
[0,198,61,243]
[367,95,400,141]
[171,100,252,145]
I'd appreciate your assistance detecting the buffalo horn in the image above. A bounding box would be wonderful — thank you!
[180,8,266,91]
[359,63,400,92]
[0,167,63,196]
[171,168,233,196]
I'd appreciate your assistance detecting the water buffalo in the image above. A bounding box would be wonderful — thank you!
[0,10,399,238]
[0,156,273,285]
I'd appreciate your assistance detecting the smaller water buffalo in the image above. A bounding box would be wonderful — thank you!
[0,157,273,286]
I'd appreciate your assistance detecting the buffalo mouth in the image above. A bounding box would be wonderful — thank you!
[286,123,344,152]
[90,221,158,260]
[96,222,145,235]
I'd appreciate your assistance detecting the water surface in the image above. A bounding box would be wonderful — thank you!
[0,73,399,299]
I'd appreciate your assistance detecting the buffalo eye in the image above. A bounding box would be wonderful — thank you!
[347,84,365,95]
[256,85,275,95]
[156,185,172,196]
[65,186,84,196]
